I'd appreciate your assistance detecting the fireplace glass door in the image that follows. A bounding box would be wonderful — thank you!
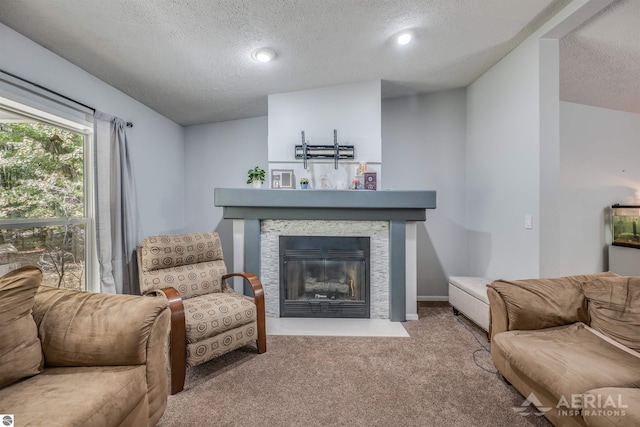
[284,259,365,301]
[280,236,370,318]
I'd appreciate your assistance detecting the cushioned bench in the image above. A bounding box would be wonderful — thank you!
[448,276,491,332]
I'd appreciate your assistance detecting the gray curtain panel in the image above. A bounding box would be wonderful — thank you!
[94,111,142,294]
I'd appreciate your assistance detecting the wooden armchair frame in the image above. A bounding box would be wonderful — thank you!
[149,272,266,395]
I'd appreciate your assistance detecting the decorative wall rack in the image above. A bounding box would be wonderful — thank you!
[295,129,354,169]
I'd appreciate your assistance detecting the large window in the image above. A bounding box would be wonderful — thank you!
[0,104,92,290]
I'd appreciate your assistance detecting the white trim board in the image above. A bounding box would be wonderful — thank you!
[417,296,449,302]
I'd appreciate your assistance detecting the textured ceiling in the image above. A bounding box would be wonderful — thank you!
[0,0,594,126]
[560,0,640,115]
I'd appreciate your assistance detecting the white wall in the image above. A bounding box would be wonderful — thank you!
[184,116,268,263]
[0,23,185,236]
[382,90,467,298]
[465,0,593,280]
[268,80,381,162]
[559,102,640,274]
[466,36,541,280]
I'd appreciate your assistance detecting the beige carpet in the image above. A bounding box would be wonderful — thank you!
[158,303,552,427]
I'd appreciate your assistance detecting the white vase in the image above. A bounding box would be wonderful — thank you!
[252,180,262,189]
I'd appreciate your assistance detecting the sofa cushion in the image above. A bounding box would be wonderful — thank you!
[582,276,640,352]
[0,365,148,426]
[583,387,640,427]
[492,323,640,403]
[0,266,44,388]
[488,272,617,331]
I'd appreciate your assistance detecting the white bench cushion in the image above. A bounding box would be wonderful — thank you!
[449,276,491,304]
[448,276,492,331]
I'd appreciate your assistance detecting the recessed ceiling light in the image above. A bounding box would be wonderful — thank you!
[396,32,413,45]
[251,48,276,63]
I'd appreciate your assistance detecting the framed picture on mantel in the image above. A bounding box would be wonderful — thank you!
[271,169,294,189]
[364,172,377,190]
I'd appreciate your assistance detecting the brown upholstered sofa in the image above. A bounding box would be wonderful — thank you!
[0,266,171,426]
[488,273,640,427]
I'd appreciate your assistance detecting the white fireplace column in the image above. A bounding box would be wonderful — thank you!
[405,222,418,320]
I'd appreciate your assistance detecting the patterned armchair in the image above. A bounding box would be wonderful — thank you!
[137,231,266,394]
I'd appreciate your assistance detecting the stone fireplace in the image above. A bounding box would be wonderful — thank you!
[261,220,389,318]
[214,188,436,322]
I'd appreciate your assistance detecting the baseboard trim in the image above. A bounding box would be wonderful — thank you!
[405,314,419,321]
[417,296,449,302]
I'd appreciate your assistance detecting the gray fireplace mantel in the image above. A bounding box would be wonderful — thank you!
[214,188,436,221]
[214,188,437,322]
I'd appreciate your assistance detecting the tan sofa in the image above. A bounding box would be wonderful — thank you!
[0,266,171,426]
[488,273,640,427]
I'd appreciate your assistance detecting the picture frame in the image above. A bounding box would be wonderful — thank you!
[364,172,377,190]
[271,169,295,189]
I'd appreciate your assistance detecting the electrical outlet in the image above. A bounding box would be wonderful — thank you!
[525,215,533,229]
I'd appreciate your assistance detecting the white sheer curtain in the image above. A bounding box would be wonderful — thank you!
[94,111,142,294]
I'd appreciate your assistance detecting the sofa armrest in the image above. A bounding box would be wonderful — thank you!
[487,287,508,338]
[148,286,186,395]
[144,297,171,424]
[33,286,170,425]
[33,286,169,367]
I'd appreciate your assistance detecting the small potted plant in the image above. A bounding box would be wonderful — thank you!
[299,177,309,189]
[247,166,266,188]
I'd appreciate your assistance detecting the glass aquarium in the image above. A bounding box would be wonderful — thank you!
[611,204,640,249]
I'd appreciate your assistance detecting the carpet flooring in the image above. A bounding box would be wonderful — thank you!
[157,303,552,427]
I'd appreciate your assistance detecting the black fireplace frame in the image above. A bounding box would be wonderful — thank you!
[279,235,370,318]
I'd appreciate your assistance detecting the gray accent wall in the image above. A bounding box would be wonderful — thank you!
[184,116,268,268]
[382,90,468,298]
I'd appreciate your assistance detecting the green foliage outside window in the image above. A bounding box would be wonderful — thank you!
[0,122,84,219]
[0,120,86,290]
